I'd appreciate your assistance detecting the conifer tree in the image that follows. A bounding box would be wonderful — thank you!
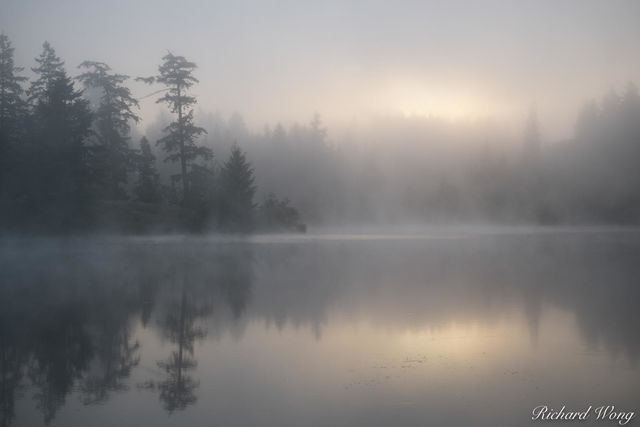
[0,33,27,140]
[0,33,27,202]
[134,137,162,203]
[219,145,256,229]
[27,41,64,105]
[137,53,212,203]
[27,42,93,228]
[77,61,139,199]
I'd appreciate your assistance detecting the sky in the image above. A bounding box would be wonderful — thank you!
[2,0,640,140]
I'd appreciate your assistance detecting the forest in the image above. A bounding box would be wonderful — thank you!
[1,33,640,233]
[0,35,304,233]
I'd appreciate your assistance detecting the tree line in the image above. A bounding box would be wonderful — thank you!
[0,34,304,233]
[2,31,640,230]
[183,90,640,225]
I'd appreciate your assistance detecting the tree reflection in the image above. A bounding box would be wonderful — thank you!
[155,282,205,412]
[0,241,256,424]
[80,306,140,405]
[140,247,254,413]
[2,236,640,426]
[27,303,92,424]
[0,243,162,425]
[145,263,208,413]
[0,316,25,427]
[217,247,253,320]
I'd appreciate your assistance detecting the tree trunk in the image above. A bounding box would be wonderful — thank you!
[177,84,188,203]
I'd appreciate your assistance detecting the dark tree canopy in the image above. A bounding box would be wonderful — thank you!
[0,35,305,233]
[259,193,302,231]
[27,41,65,106]
[0,33,27,138]
[218,145,256,230]
[77,61,139,200]
[25,43,93,229]
[134,136,162,203]
[0,33,27,203]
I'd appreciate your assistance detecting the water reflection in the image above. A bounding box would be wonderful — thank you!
[0,231,639,426]
[142,266,207,412]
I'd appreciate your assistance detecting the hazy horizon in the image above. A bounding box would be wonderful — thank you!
[3,0,640,140]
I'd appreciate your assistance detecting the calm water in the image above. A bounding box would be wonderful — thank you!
[1,229,639,426]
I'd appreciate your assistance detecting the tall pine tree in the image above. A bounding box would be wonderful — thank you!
[218,145,256,230]
[0,33,27,205]
[26,42,93,229]
[0,33,26,141]
[27,41,64,105]
[137,53,212,204]
[77,61,139,200]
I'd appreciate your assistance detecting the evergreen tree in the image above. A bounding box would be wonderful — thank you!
[134,137,162,203]
[77,61,139,200]
[27,41,64,105]
[26,43,93,229]
[0,33,27,140]
[0,33,27,204]
[137,53,212,203]
[219,145,256,229]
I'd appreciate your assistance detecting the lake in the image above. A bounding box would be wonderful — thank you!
[1,228,639,426]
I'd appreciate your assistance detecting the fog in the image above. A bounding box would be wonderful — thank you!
[3,4,640,425]
[2,1,640,230]
[3,0,640,138]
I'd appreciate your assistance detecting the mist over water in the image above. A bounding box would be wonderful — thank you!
[1,230,639,426]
